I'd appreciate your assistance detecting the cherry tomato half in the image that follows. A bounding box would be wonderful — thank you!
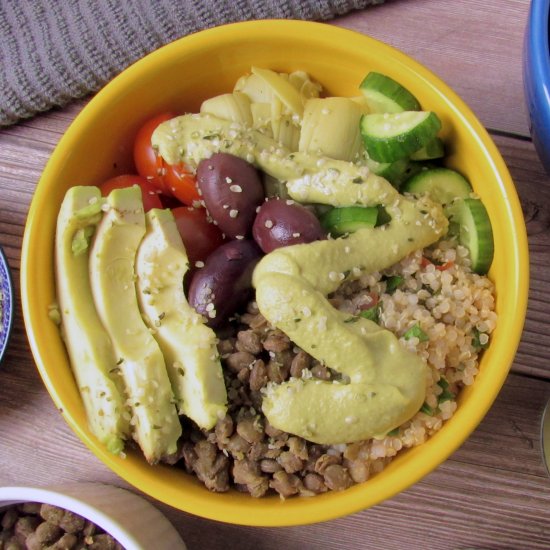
[133,112,175,194]
[165,163,201,206]
[99,175,163,212]
[172,206,225,266]
[133,112,201,206]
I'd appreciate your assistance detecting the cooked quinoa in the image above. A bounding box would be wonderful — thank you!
[166,238,496,498]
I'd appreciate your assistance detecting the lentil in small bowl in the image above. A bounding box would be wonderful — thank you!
[0,483,186,550]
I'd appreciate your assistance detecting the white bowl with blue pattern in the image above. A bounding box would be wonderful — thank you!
[0,246,14,364]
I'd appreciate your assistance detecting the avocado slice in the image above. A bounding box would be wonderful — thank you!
[89,186,181,464]
[135,208,227,430]
[55,186,130,454]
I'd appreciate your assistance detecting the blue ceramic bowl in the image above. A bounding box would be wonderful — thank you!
[523,0,550,173]
[0,246,14,364]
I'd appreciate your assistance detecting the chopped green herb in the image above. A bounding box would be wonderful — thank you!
[438,388,455,404]
[403,323,429,342]
[420,402,434,416]
[352,176,363,184]
[71,225,95,256]
[109,367,121,375]
[178,367,185,376]
[360,305,380,324]
[385,275,404,294]
[116,358,124,365]
[437,377,455,403]
[472,328,489,350]
[203,133,220,141]
[294,318,302,323]
[74,201,104,220]
[47,305,61,325]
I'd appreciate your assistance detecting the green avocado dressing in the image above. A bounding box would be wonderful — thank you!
[152,113,449,444]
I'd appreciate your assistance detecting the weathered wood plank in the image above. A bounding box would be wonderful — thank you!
[335,0,531,137]
[1,358,549,549]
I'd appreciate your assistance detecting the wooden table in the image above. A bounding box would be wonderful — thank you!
[1,0,549,548]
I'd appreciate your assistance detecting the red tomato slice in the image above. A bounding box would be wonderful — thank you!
[99,174,163,212]
[133,112,175,195]
[165,163,201,206]
[133,112,200,205]
[172,206,225,266]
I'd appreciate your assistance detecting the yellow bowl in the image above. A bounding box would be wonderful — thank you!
[21,20,529,526]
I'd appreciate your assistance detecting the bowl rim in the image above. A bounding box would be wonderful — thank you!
[523,0,550,170]
[21,19,529,526]
[0,245,14,365]
[0,483,186,549]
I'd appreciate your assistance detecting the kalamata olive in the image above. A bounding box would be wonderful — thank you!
[188,240,262,327]
[196,153,264,238]
[252,198,326,253]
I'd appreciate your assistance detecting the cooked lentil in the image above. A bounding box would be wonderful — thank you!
[0,503,124,550]
[167,240,496,499]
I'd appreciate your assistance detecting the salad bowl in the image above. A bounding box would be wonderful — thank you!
[21,20,528,526]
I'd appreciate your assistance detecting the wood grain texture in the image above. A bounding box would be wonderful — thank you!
[1,1,549,548]
[336,0,531,137]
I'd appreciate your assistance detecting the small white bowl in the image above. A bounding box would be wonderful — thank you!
[0,483,187,550]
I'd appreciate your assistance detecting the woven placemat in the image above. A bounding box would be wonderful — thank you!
[0,0,385,126]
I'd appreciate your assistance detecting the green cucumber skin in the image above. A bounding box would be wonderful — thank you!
[365,156,410,188]
[401,167,472,205]
[410,137,445,160]
[360,112,442,163]
[449,198,494,275]
[321,206,378,236]
[359,72,421,112]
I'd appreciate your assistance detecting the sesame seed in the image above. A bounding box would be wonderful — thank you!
[205,303,214,312]
[229,184,242,193]
[264,219,274,228]
[235,235,244,240]
[292,232,301,238]
[328,271,339,281]
[229,209,239,218]
[195,261,205,268]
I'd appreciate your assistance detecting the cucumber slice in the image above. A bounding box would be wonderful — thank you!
[401,167,472,205]
[446,198,494,274]
[360,111,442,163]
[359,72,421,113]
[410,137,445,160]
[365,156,410,188]
[321,206,378,236]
